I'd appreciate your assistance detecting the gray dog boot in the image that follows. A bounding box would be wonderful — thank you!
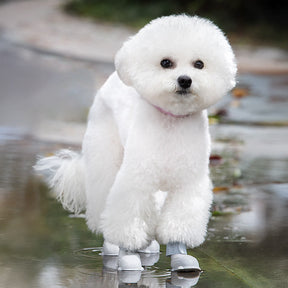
[166,242,201,272]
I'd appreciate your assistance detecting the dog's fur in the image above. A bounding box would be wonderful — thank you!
[35,15,236,251]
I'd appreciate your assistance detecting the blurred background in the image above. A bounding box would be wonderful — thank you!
[64,0,288,46]
[0,1,287,287]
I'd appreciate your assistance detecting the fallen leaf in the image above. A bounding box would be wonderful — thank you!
[232,87,249,99]
[209,154,222,165]
[213,186,229,193]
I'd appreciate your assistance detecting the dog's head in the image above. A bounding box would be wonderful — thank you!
[115,15,237,116]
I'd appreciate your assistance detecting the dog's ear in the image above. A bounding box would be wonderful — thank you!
[115,39,134,86]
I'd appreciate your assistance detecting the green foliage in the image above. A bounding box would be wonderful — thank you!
[65,0,181,28]
[64,0,288,45]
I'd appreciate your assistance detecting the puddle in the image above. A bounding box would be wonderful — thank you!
[0,129,287,287]
[210,124,288,187]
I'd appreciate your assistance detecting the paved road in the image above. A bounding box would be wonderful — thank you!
[0,36,114,142]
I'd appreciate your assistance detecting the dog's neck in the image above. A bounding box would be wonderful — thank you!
[151,103,192,118]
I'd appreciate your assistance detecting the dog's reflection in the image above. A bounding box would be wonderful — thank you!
[117,271,201,287]
[103,254,201,288]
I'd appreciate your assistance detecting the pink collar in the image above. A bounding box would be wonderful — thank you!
[151,103,192,118]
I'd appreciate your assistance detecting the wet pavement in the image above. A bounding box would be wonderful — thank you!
[2,137,287,287]
[0,2,288,287]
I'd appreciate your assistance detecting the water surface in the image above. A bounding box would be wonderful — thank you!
[0,131,287,288]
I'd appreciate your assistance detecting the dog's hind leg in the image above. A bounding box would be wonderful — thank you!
[82,98,123,234]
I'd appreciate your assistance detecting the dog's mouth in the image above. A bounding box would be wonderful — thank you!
[176,89,191,96]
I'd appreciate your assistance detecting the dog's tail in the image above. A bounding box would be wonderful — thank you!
[34,149,86,214]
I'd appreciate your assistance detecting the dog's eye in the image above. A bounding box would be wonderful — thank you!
[160,59,174,69]
[194,60,204,69]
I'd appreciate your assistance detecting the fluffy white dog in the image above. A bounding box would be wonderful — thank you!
[35,15,236,271]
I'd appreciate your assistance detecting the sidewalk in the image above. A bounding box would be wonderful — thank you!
[0,0,133,64]
[1,0,288,74]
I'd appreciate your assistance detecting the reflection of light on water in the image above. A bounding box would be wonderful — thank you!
[37,265,61,288]
[142,268,171,279]
[232,184,288,242]
[233,197,267,240]
[74,247,103,259]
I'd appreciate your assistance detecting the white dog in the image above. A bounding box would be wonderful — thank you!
[35,15,236,271]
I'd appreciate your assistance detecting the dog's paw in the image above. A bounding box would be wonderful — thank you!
[156,217,206,248]
[103,217,150,251]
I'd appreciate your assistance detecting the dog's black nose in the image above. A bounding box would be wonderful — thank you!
[177,75,192,89]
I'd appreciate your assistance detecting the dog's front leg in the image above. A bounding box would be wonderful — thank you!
[100,161,157,251]
[156,179,213,249]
